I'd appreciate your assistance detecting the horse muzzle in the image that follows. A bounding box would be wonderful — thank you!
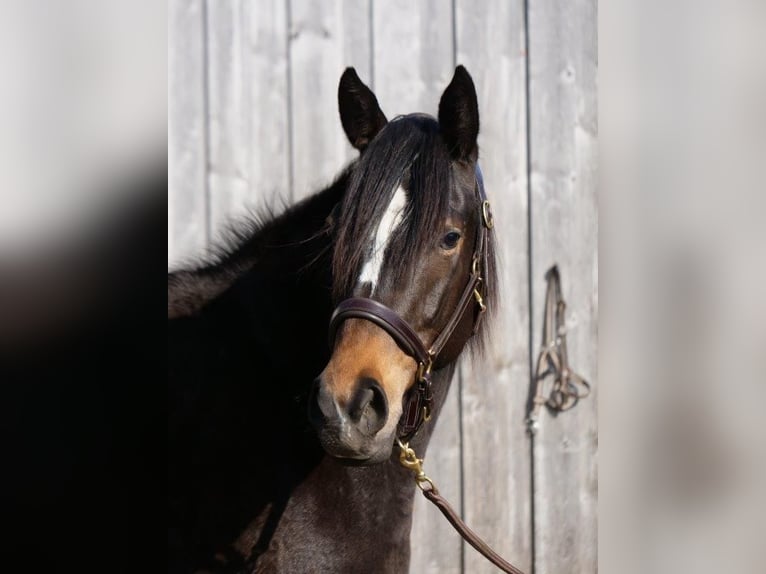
[308,374,394,464]
[309,318,417,463]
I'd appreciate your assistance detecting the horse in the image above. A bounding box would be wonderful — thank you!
[168,65,497,574]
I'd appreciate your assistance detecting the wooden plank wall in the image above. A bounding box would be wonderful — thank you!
[169,0,208,265]
[456,1,532,572]
[168,1,597,572]
[528,1,598,572]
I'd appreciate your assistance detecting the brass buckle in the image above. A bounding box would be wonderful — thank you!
[415,359,432,383]
[415,359,433,422]
[482,200,494,229]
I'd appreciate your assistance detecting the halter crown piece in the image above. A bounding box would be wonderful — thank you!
[328,163,492,442]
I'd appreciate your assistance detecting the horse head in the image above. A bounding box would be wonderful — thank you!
[309,66,496,464]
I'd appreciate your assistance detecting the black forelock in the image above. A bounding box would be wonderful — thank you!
[332,115,454,300]
[331,113,498,356]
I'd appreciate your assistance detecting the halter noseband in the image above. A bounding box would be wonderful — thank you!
[328,164,493,441]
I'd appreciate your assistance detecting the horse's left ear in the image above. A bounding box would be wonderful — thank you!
[338,68,388,152]
[438,65,480,161]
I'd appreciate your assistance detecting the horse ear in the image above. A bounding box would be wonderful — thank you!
[438,65,480,161]
[338,68,387,152]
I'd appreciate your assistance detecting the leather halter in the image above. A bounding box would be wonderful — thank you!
[328,164,493,441]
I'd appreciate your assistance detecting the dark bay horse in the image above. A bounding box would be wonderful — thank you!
[168,65,497,573]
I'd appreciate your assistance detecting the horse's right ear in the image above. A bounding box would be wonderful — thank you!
[438,65,480,161]
[338,68,387,152]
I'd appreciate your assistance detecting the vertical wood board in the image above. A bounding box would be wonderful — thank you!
[455,1,533,572]
[289,0,372,202]
[169,0,208,267]
[528,0,598,572]
[245,0,291,221]
[372,0,454,117]
[206,0,251,238]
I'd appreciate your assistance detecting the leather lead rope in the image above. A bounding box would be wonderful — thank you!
[526,265,591,434]
[396,440,525,574]
[422,490,525,574]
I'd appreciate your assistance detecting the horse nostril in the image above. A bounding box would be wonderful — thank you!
[349,377,388,436]
[308,378,334,426]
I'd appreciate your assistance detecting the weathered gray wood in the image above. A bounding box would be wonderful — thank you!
[244,0,291,218]
[169,0,208,267]
[289,0,371,201]
[368,2,461,572]
[528,0,598,572]
[206,0,251,241]
[372,0,454,116]
[455,1,533,572]
[206,1,291,243]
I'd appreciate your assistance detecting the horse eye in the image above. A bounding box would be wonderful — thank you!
[441,231,461,250]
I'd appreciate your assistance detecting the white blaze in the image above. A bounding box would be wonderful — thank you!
[358,184,407,291]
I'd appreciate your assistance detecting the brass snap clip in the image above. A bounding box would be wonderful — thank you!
[396,439,436,492]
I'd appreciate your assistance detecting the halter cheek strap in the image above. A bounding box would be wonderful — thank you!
[327,163,492,442]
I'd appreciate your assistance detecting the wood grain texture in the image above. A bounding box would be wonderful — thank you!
[528,0,598,572]
[372,0,454,117]
[455,1,533,572]
[289,0,371,201]
[169,0,208,267]
[206,0,250,241]
[245,0,291,220]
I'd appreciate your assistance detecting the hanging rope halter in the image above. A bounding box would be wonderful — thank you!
[527,265,591,434]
